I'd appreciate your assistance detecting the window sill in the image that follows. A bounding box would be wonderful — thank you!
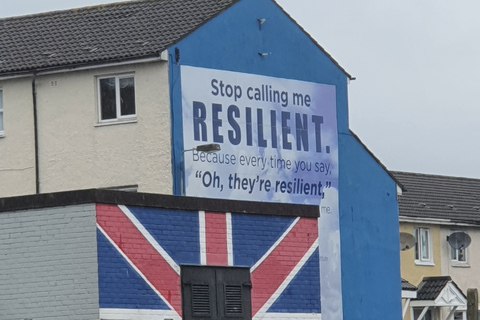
[452,263,470,268]
[415,260,435,266]
[0,133,4,138]
[95,118,137,127]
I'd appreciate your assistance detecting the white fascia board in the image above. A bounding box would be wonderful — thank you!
[409,300,436,307]
[397,184,403,196]
[0,53,166,81]
[402,290,417,299]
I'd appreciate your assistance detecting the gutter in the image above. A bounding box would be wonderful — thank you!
[0,53,166,81]
[31,72,40,194]
[399,216,480,227]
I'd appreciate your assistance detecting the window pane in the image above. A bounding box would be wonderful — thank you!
[100,78,116,120]
[451,246,457,260]
[414,229,419,260]
[421,229,429,260]
[414,308,432,320]
[458,248,466,262]
[119,77,135,116]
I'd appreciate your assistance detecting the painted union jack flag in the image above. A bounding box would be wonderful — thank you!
[96,204,321,320]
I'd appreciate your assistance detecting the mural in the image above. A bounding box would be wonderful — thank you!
[180,66,338,206]
[96,204,320,320]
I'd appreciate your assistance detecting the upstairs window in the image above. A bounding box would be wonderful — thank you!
[181,265,251,320]
[450,231,468,264]
[97,74,136,122]
[414,227,433,264]
[0,89,3,134]
[451,246,467,262]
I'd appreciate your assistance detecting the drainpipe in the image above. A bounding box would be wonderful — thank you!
[31,72,40,194]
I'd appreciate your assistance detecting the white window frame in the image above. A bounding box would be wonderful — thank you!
[450,231,469,266]
[97,73,136,124]
[0,89,3,136]
[414,227,434,265]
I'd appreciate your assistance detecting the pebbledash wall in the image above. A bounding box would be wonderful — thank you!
[0,190,320,320]
[169,0,401,319]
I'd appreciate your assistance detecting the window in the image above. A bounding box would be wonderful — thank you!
[454,311,466,320]
[451,246,467,262]
[450,232,468,263]
[413,307,434,320]
[97,74,136,122]
[0,89,3,135]
[181,265,251,320]
[414,228,433,264]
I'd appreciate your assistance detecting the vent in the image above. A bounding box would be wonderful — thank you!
[192,284,211,315]
[225,285,243,315]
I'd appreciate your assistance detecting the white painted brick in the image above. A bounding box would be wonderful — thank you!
[0,204,99,320]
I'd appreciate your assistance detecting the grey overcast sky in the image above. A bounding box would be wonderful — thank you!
[2,0,480,179]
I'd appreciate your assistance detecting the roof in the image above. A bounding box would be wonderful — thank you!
[412,276,466,308]
[393,171,480,225]
[0,0,238,76]
[349,131,404,189]
[401,278,417,292]
[415,276,452,300]
[0,0,353,79]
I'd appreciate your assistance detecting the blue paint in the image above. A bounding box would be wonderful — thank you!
[97,229,170,309]
[268,249,321,313]
[338,133,402,319]
[170,0,349,195]
[127,206,200,265]
[168,0,401,318]
[231,214,295,267]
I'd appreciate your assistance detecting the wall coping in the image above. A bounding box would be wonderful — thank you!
[0,189,319,218]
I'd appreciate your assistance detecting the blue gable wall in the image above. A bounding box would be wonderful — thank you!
[168,0,401,318]
[339,133,402,319]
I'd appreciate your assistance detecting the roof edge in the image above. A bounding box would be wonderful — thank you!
[272,0,354,80]
[346,130,405,190]
[0,189,319,218]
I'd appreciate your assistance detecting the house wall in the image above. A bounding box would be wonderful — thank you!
[36,61,172,194]
[168,0,401,318]
[338,134,402,319]
[0,77,36,197]
[399,222,442,286]
[0,204,99,320]
[0,61,173,197]
[440,226,480,295]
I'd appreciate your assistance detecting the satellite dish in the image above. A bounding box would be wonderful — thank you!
[447,232,471,250]
[400,232,415,251]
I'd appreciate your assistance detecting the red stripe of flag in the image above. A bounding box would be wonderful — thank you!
[96,204,182,316]
[204,212,228,265]
[250,217,318,316]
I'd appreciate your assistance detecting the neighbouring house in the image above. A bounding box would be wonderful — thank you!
[0,0,402,319]
[395,171,480,320]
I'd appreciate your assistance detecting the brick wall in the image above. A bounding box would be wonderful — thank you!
[0,204,99,320]
[97,204,320,320]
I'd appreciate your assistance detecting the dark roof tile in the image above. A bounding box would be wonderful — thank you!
[415,276,451,300]
[393,171,480,224]
[401,278,417,291]
[0,0,238,75]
